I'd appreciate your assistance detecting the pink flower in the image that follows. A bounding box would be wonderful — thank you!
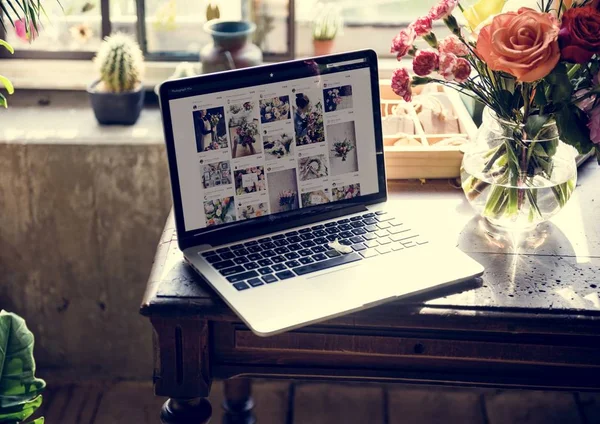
[412,50,439,76]
[438,52,458,81]
[588,107,600,145]
[438,34,469,57]
[390,27,416,60]
[575,89,596,113]
[453,58,471,82]
[391,68,412,102]
[410,16,432,36]
[15,19,38,42]
[428,0,458,20]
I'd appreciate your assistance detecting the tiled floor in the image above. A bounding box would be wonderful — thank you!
[32,379,600,424]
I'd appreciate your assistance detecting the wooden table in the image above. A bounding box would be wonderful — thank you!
[141,161,600,424]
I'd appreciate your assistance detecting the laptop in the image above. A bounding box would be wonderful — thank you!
[158,49,484,336]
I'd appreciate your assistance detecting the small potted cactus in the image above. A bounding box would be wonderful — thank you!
[312,3,343,56]
[88,33,145,125]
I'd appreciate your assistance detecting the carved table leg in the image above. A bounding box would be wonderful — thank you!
[222,378,256,424]
[161,398,213,424]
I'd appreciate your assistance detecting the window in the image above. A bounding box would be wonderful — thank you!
[0,0,440,62]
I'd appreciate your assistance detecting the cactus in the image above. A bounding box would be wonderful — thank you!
[95,33,145,93]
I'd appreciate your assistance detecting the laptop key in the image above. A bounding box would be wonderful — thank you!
[350,236,364,244]
[350,216,362,221]
[293,252,362,276]
[378,237,391,245]
[288,235,302,243]
[300,233,315,240]
[231,244,245,250]
[376,215,394,222]
[299,228,311,234]
[261,249,276,257]
[312,253,328,261]
[227,271,259,283]
[272,263,287,271]
[363,213,375,218]
[233,282,250,291]
[351,221,365,228]
[274,239,289,247]
[234,257,250,264]
[311,225,324,230]
[202,251,216,257]
[352,243,366,251]
[244,262,259,270]
[365,225,378,232]
[247,278,264,287]
[299,257,314,265]
[362,233,377,241]
[258,267,273,275]
[299,249,313,257]
[340,231,354,239]
[326,227,340,235]
[326,234,338,242]
[312,245,327,253]
[274,247,289,255]
[288,243,302,251]
[216,247,230,254]
[325,249,341,258]
[247,246,263,253]
[314,230,328,237]
[375,230,389,238]
[276,270,295,280]
[301,240,316,248]
[271,255,286,263]
[285,252,300,260]
[262,274,278,284]
[389,219,404,227]
[258,237,272,243]
[377,222,391,229]
[338,219,349,224]
[220,265,246,276]
[339,224,352,231]
[392,243,405,251]
[285,231,298,237]
[205,254,221,264]
[248,253,263,261]
[244,241,258,247]
[351,228,366,236]
[324,222,337,227]
[213,260,236,270]
[375,211,387,215]
[365,240,379,248]
[389,227,411,235]
[360,249,379,258]
[262,242,277,249]
[402,240,416,248]
[363,218,378,225]
[340,239,353,246]
[234,248,250,257]
[314,237,329,245]
[219,252,236,260]
[258,258,273,266]
[376,245,392,254]
[272,234,286,240]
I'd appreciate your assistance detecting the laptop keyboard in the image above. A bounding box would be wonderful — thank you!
[201,211,428,291]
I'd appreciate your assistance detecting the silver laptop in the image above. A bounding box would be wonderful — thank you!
[158,50,484,336]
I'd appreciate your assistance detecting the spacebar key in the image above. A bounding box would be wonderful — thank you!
[293,252,362,276]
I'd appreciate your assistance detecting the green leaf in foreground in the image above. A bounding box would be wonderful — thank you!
[0,93,7,108]
[556,106,595,154]
[0,39,14,54]
[0,310,46,423]
[0,75,15,95]
[524,114,551,140]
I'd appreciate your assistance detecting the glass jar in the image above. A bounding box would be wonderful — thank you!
[461,108,578,231]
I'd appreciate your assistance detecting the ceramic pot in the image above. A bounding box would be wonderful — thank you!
[313,39,334,56]
[201,20,262,74]
[87,81,145,126]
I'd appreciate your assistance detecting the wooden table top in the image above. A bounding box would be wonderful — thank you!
[141,160,600,331]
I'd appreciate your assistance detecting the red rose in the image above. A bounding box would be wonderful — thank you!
[391,68,412,102]
[559,6,600,64]
[412,50,439,76]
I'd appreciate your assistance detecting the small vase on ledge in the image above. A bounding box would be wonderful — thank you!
[201,20,263,74]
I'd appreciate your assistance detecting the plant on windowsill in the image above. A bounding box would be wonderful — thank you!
[88,33,145,125]
[0,310,46,424]
[312,3,343,57]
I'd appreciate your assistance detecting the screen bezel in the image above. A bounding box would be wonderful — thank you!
[159,49,387,250]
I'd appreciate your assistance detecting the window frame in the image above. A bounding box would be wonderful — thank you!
[0,0,296,61]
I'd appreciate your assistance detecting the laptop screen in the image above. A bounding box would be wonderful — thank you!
[161,51,385,238]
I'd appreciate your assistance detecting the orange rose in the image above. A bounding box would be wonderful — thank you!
[476,8,560,82]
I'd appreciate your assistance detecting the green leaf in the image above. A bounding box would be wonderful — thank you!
[556,106,595,154]
[31,417,45,424]
[0,93,7,108]
[534,84,548,107]
[0,311,46,420]
[545,63,573,104]
[524,114,551,140]
[0,75,15,95]
[596,148,600,165]
[0,40,14,54]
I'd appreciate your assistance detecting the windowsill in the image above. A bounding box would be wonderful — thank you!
[1,57,401,92]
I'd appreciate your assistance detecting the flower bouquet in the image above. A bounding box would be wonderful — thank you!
[209,113,222,129]
[279,190,298,211]
[324,88,343,112]
[391,0,600,230]
[331,139,355,161]
[204,197,235,226]
[332,183,360,201]
[236,120,259,148]
[297,102,325,145]
[260,97,291,122]
[265,133,294,158]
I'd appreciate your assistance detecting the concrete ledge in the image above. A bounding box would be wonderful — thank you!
[0,98,171,378]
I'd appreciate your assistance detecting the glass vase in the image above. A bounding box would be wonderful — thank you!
[461,108,578,231]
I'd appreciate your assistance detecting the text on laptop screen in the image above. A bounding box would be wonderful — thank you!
[168,65,380,231]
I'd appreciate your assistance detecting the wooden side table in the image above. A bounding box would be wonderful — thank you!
[141,163,600,424]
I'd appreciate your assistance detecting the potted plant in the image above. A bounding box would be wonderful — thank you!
[312,3,343,56]
[88,32,145,125]
[0,310,46,424]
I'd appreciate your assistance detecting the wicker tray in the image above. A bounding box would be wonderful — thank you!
[379,80,478,180]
